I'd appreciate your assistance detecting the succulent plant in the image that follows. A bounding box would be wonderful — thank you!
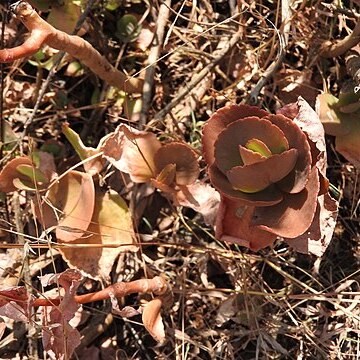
[102,124,200,201]
[202,99,337,254]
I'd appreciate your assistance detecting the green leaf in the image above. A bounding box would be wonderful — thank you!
[16,164,48,184]
[245,139,272,157]
[116,15,142,43]
[105,0,121,11]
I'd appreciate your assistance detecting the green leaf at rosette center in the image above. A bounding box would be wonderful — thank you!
[245,139,272,157]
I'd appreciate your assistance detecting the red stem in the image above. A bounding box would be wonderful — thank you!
[33,276,168,307]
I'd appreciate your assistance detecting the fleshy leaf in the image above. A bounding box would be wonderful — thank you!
[252,168,320,238]
[202,104,268,166]
[245,138,272,157]
[316,94,360,168]
[226,149,298,193]
[16,164,48,184]
[267,113,312,193]
[214,117,289,173]
[286,193,338,256]
[215,198,277,251]
[62,123,104,175]
[36,171,95,242]
[315,93,350,136]
[239,145,267,165]
[154,142,199,185]
[59,190,137,280]
[0,157,33,192]
[208,164,283,206]
[335,119,360,168]
[101,124,161,182]
[155,163,176,186]
[142,298,165,343]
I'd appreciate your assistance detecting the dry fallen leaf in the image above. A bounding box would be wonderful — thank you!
[36,170,95,242]
[59,190,137,280]
[41,269,82,360]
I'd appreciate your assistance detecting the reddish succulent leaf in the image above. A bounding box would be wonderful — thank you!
[226,149,298,193]
[176,182,220,226]
[214,117,289,173]
[142,298,165,343]
[266,114,312,194]
[286,193,338,256]
[252,168,320,238]
[239,145,267,165]
[102,124,161,182]
[155,163,176,186]
[36,171,95,242]
[208,164,283,206]
[215,198,277,250]
[151,178,177,195]
[0,286,33,322]
[0,156,33,192]
[41,269,82,360]
[59,190,137,280]
[202,105,268,165]
[154,142,199,185]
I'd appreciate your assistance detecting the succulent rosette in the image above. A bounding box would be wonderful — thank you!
[202,99,338,254]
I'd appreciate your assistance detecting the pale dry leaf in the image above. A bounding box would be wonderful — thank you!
[176,181,220,226]
[0,287,33,322]
[59,190,137,280]
[0,320,6,341]
[278,97,338,255]
[36,170,95,242]
[142,298,165,343]
[41,269,82,360]
[101,124,161,182]
[286,193,338,256]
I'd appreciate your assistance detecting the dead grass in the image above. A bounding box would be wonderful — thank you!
[0,0,360,359]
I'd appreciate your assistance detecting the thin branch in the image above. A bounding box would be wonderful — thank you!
[0,1,143,93]
[320,17,360,58]
[246,0,290,104]
[152,28,242,123]
[140,0,171,128]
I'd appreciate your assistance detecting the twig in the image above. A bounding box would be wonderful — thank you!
[320,16,360,58]
[247,0,290,104]
[12,192,38,359]
[346,46,360,91]
[140,0,171,128]
[152,29,242,123]
[0,1,143,93]
[32,276,168,307]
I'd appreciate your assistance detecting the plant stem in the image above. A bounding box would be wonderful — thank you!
[0,1,143,93]
[33,276,168,307]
